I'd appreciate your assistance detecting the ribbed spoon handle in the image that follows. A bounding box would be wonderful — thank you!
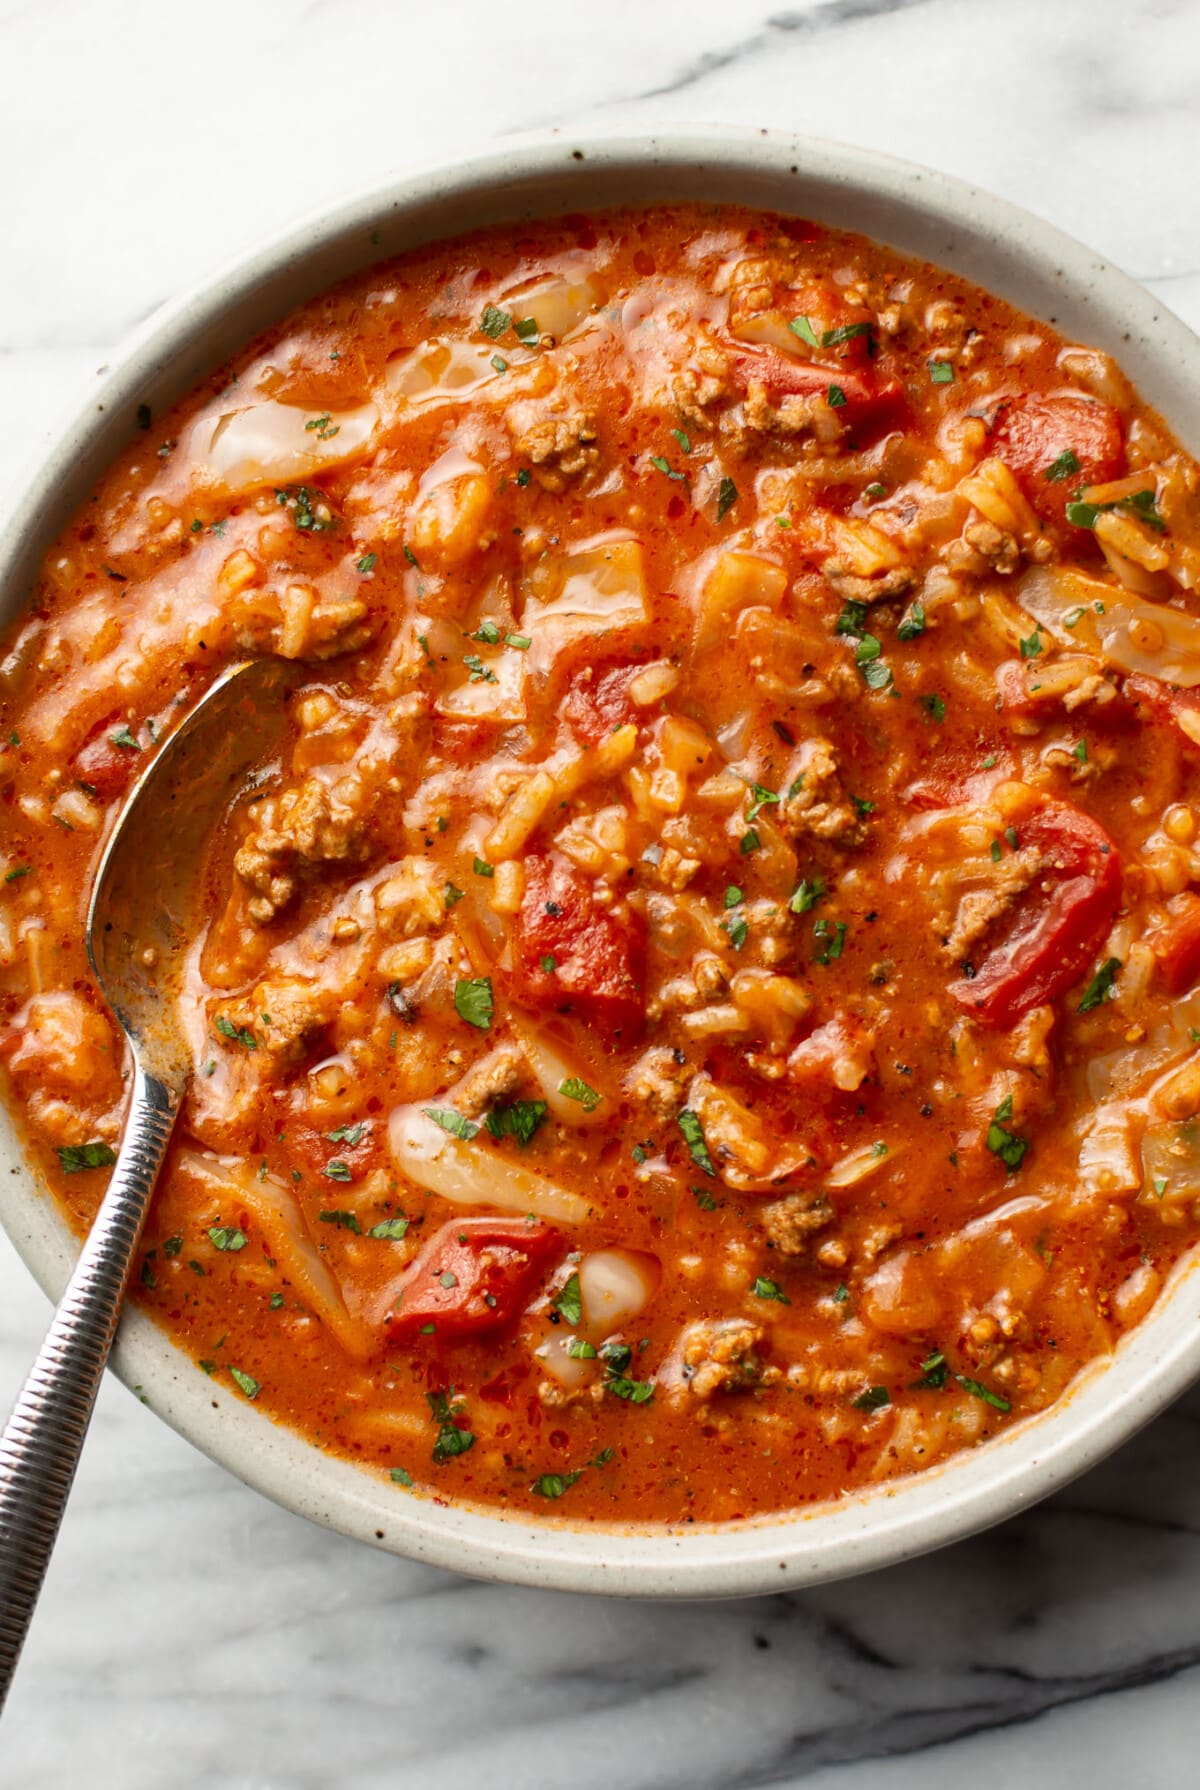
[0,1064,177,1711]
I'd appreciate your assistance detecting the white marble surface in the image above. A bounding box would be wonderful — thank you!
[2,0,1200,1783]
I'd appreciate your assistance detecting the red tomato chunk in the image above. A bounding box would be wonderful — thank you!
[514,853,645,1038]
[382,1218,559,1343]
[950,801,1123,1028]
[990,393,1124,523]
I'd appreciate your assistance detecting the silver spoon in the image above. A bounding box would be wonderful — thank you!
[0,655,299,1708]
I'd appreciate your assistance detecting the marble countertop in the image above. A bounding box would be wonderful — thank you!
[2,0,1200,1783]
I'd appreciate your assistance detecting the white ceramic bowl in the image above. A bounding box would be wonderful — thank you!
[2,126,1198,1598]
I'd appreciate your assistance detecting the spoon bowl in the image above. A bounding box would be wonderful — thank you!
[0,654,300,1708]
[87,655,301,1085]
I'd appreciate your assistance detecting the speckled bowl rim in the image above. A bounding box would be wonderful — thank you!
[2,124,1198,1599]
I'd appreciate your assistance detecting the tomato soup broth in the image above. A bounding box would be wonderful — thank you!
[3,205,1200,1524]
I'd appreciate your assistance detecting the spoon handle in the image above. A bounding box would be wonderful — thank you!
[0,1063,178,1710]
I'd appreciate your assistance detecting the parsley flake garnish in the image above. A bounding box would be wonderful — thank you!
[1043,448,1081,482]
[454,977,494,1030]
[327,1122,368,1145]
[480,305,512,339]
[207,1225,247,1252]
[57,1141,116,1173]
[368,1217,410,1241]
[559,1077,601,1113]
[319,1207,360,1230]
[423,1107,480,1142]
[532,1470,583,1499]
[1078,957,1121,1013]
[986,1098,1029,1173]
[485,1100,548,1146]
[553,1272,583,1327]
[428,1389,475,1462]
[789,877,827,915]
[897,601,926,642]
[678,1108,715,1177]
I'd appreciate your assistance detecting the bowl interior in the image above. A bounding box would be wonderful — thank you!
[2,126,1198,1597]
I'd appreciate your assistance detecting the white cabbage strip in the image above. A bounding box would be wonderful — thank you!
[500,272,602,344]
[435,644,527,723]
[384,338,505,406]
[1088,987,1200,1103]
[388,1103,590,1224]
[1141,1118,1200,1207]
[521,535,647,669]
[1018,564,1200,686]
[188,399,378,492]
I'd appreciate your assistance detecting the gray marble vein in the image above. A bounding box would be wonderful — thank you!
[1,1,1199,1784]
[634,0,938,101]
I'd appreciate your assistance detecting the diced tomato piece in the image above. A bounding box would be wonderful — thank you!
[787,283,877,369]
[904,757,1013,810]
[1151,893,1200,996]
[514,853,646,1038]
[564,663,639,745]
[288,1117,378,1182]
[1124,672,1200,749]
[382,1217,559,1343]
[949,800,1123,1028]
[989,393,1124,525]
[730,351,908,441]
[73,720,142,803]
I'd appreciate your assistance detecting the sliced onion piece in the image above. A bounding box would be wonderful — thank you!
[515,1025,608,1127]
[388,1103,590,1224]
[534,1331,595,1390]
[826,1140,895,1189]
[860,1249,943,1337]
[1018,564,1200,686]
[189,399,378,492]
[579,1249,659,1333]
[175,1147,372,1358]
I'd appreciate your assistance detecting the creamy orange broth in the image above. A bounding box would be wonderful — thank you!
[3,204,1200,1524]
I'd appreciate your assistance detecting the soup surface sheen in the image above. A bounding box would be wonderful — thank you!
[3,204,1200,1526]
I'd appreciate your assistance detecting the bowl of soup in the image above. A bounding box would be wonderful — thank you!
[1,127,1199,1595]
